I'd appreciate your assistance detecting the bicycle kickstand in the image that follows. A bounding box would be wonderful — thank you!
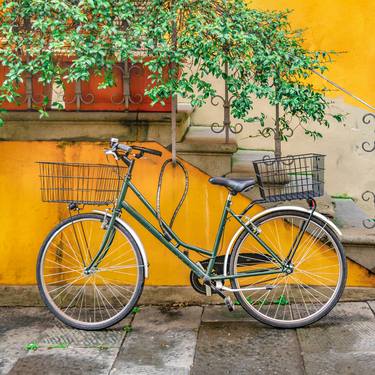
[204,280,235,312]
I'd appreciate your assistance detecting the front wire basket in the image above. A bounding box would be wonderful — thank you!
[37,161,127,205]
[252,153,325,203]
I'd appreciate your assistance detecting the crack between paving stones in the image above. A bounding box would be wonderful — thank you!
[366,301,375,317]
[107,313,136,375]
[190,305,205,374]
[296,329,307,375]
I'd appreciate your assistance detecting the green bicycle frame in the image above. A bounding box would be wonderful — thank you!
[86,158,286,282]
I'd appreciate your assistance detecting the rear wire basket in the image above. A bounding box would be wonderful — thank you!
[252,154,325,202]
[37,162,127,205]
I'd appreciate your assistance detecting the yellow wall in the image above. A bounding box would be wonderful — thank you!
[0,141,374,287]
[249,0,375,109]
[0,141,257,285]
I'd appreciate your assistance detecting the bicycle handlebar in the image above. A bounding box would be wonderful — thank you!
[131,145,162,157]
[108,138,162,158]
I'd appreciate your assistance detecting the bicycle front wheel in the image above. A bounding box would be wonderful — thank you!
[229,210,347,328]
[37,213,145,330]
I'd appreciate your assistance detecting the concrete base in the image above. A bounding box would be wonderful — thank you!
[0,285,374,307]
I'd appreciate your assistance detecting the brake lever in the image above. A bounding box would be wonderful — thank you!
[135,151,145,159]
[105,149,119,160]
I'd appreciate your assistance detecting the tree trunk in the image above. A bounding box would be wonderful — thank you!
[274,103,282,159]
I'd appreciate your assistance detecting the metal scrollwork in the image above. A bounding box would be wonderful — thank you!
[362,141,375,153]
[63,80,95,110]
[248,125,294,141]
[111,61,143,109]
[18,56,53,109]
[363,112,375,125]
[210,62,243,142]
[361,113,375,152]
[262,153,295,166]
[256,126,294,139]
[360,113,375,229]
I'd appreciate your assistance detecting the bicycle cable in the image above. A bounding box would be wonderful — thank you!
[156,158,189,239]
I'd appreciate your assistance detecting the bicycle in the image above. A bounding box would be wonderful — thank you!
[36,138,347,330]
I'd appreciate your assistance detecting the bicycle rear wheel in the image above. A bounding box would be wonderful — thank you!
[37,213,145,330]
[229,210,347,328]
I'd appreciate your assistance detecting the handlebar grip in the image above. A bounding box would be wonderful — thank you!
[132,145,162,157]
[117,144,132,152]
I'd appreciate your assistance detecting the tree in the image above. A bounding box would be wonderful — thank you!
[0,0,343,156]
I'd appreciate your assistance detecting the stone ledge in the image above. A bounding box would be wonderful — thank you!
[342,228,375,245]
[1,111,187,123]
[0,111,189,144]
[176,142,237,154]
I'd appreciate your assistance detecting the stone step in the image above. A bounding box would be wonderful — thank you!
[176,141,236,176]
[333,198,370,229]
[332,198,375,273]
[176,125,237,176]
[341,228,375,273]
[230,149,274,176]
[182,125,236,145]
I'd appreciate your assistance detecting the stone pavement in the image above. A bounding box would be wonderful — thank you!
[1,302,375,375]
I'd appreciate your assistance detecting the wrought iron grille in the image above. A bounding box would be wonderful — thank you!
[361,113,375,229]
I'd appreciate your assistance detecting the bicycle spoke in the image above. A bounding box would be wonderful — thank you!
[39,215,143,327]
[231,212,345,327]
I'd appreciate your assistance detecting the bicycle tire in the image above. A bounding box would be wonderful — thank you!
[229,209,347,328]
[37,213,145,330]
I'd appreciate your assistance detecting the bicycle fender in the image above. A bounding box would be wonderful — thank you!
[223,206,342,277]
[93,210,149,278]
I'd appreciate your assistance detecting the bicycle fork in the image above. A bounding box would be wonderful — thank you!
[84,208,119,274]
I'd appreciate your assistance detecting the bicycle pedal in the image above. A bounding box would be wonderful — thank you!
[224,296,235,312]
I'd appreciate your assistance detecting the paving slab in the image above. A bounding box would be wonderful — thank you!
[202,305,255,322]
[0,307,57,374]
[191,322,304,375]
[8,347,119,375]
[111,306,202,375]
[302,351,375,375]
[37,316,131,349]
[297,302,375,375]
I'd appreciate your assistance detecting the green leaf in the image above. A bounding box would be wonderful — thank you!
[123,325,133,333]
[131,306,141,314]
[25,342,39,351]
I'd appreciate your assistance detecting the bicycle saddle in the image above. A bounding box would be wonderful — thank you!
[209,177,256,193]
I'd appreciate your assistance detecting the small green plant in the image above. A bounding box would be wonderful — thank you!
[25,342,39,351]
[331,193,353,200]
[274,295,289,306]
[97,343,110,351]
[257,298,270,306]
[123,325,133,333]
[131,306,141,314]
